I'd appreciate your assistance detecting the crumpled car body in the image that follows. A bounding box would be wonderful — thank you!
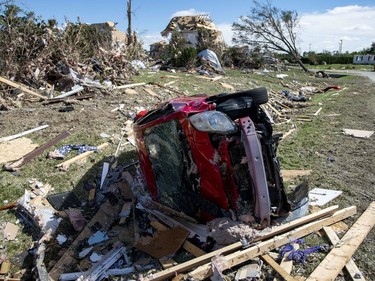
[134,88,292,227]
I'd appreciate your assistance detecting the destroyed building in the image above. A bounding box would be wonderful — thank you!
[160,14,224,47]
[149,40,168,59]
[90,21,135,46]
[149,15,225,60]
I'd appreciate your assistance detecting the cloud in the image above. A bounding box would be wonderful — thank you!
[298,5,375,53]
[140,33,164,50]
[216,23,233,46]
[171,9,208,18]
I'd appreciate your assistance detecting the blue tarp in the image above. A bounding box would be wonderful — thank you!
[197,49,224,74]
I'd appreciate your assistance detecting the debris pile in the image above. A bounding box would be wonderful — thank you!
[0,143,373,280]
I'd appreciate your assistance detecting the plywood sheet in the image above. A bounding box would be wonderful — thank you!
[135,226,189,259]
[0,137,38,163]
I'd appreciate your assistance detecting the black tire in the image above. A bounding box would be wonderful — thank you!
[207,87,268,105]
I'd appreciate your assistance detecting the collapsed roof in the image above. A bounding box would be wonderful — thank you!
[160,14,221,37]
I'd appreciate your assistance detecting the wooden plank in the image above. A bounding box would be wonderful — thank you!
[143,205,344,281]
[307,202,375,281]
[114,82,146,90]
[150,221,206,257]
[150,201,198,223]
[0,76,47,99]
[267,103,283,117]
[144,88,160,99]
[185,206,356,281]
[159,257,178,269]
[261,254,299,281]
[322,226,366,281]
[56,142,109,170]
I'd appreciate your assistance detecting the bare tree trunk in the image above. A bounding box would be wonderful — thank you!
[297,59,311,73]
[127,0,132,45]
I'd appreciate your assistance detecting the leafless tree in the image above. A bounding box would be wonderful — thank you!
[232,0,310,72]
[127,0,132,45]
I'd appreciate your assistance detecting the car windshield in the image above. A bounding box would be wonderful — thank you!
[144,120,185,209]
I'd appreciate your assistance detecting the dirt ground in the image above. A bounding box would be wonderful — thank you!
[0,69,374,280]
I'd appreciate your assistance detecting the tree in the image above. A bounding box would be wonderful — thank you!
[363,42,375,54]
[126,0,132,45]
[232,0,310,72]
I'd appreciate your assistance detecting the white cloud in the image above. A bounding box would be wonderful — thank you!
[216,22,233,46]
[298,5,375,53]
[140,33,164,50]
[171,9,208,18]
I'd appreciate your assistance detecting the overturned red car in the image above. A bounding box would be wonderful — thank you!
[134,88,296,227]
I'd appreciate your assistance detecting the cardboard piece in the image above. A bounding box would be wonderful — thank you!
[3,222,19,240]
[343,129,374,138]
[0,137,38,163]
[281,169,312,182]
[134,226,189,259]
[309,188,342,206]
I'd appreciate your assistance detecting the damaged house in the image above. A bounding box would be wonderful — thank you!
[90,21,135,46]
[150,14,225,59]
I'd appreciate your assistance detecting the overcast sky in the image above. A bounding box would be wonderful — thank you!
[12,0,375,53]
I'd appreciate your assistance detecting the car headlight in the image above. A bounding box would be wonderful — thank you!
[189,111,237,134]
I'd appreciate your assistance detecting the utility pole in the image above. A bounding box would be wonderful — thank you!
[127,0,132,45]
[339,39,343,54]
[309,43,312,53]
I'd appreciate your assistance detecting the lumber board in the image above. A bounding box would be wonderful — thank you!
[307,202,375,281]
[261,254,299,281]
[0,76,46,99]
[159,257,177,269]
[322,226,366,281]
[186,206,356,281]
[150,221,206,257]
[114,82,146,90]
[143,205,342,281]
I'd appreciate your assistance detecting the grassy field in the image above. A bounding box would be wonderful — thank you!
[0,66,374,279]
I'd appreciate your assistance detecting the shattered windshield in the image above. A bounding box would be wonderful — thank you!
[144,120,185,210]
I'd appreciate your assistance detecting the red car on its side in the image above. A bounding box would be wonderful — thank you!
[134,88,300,227]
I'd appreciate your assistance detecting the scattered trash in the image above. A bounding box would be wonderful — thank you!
[309,188,342,206]
[343,129,374,138]
[281,90,308,101]
[88,231,109,246]
[56,234,68,245]
[3,222,19,241]
[235,261,263,280]
[276,74,288,79]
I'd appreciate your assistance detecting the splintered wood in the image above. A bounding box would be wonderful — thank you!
[307,202,375,281]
